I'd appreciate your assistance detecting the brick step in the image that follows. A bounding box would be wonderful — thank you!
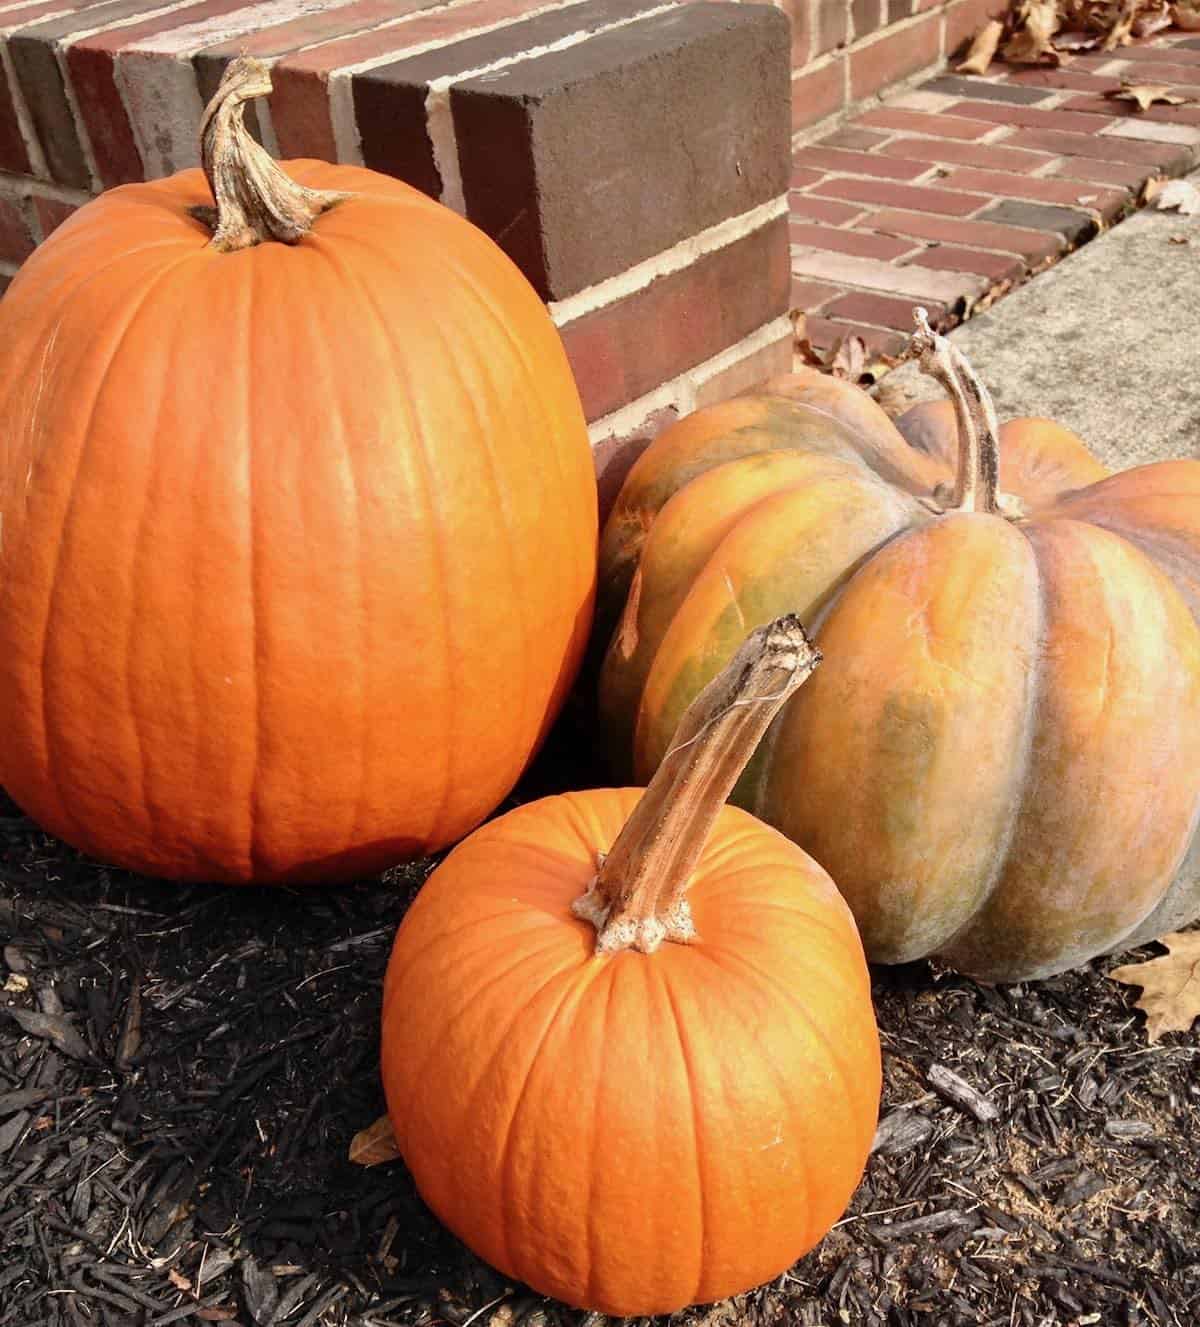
[790,32,1200,356]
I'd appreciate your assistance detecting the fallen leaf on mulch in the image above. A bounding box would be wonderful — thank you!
[1174,0,1200,27]
[4,1005,96,1062]
[1154,177,1200,213]
[958,19,1004,73]
[1110,931,1200,1041]
[1106,80,1193,110]
[348,1114,402,1166]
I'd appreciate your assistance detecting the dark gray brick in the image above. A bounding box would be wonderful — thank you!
[352,0,666,197]
[922,75,1055,105]
[975,199,1098,245]
[451,2,790,300]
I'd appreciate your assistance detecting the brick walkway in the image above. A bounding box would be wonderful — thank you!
[791,31,1200,354]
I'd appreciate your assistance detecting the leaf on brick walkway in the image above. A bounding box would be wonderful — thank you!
[1106,80,1193,111]
[1154,178,1200,214]
[1110,931,1200,1042]
[993,0,1172,61]
[958,19,1004,73]
[348,1114,402,1167]
[829,335,868,382]
[1003,0,1061,63]
[1101,0,1140,47]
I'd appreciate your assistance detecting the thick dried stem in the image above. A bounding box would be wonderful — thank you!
[903,307,1001,514]
[572,615,821,955]
[195,57,347,252]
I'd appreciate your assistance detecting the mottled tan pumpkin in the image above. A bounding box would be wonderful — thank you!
[598,314,1200,982]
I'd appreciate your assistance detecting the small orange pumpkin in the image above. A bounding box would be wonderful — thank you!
[381,619,880,1316]
[598,312,1200,982]
[0,59,597,883]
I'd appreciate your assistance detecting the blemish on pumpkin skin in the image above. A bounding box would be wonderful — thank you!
[722,570,746,634]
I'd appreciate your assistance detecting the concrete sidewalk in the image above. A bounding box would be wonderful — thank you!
[881,166,1200,467]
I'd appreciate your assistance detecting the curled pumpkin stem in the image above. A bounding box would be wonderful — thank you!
[572,615,821,955]
[196,56,347,252]
[903,307,1002,515]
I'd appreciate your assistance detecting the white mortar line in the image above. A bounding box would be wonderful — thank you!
[0,1,111,181]
[689,312,793,389]
[549,194,788,328]
[0,166,89,202]
[328,0,594,163]
[45,0,205,189]
[586,314,793,444]
[427,2,678,214]
[118,0,354,178]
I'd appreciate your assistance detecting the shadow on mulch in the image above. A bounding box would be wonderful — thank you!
[1,709,1198,1327]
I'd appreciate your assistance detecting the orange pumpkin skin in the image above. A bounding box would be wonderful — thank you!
[381,790,880,1317]
[598,370,1200,981]
[0,163,597,882]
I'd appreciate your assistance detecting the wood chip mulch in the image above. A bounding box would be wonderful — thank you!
[2,772,1198,1327]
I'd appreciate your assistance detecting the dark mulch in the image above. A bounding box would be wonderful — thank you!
[2,733,1199,1327]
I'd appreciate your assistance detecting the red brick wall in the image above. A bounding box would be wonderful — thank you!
[2,1,805,502]
[0,0,995,499]
[0,0,795,503]
[783,0,1001,135]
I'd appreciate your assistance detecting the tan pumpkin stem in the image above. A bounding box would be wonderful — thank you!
[572,615,821,955]
[903,307,1001,514]
[195,56,347,252]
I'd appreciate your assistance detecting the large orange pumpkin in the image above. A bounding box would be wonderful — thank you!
[381,619,880,1316]
[598,312,1200,982]
[0,59,596,883]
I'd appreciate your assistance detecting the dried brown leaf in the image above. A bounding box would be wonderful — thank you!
[1133,2,1173,34]
[1142,174,1167,204]
[1174,0,1200,28]
[1003,0,1061,63]
[872,376,926,420]
[348,1114,402,1167]
[1155,177,1200,214]
[4,1006,96,1062]
[958,19,1004,73]
[829,335,868,382]
[1110,931,1200,1041]
[793,337,826,370]
[1101,0,1139,49]
[168,1269,193,1292]
[1106,80,1191,110]
[1053,29,1101,48]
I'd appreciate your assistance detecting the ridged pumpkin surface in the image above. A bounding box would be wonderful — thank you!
[0,162,596,882]
[381,789,880,1317]
[598,375,1200,981]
